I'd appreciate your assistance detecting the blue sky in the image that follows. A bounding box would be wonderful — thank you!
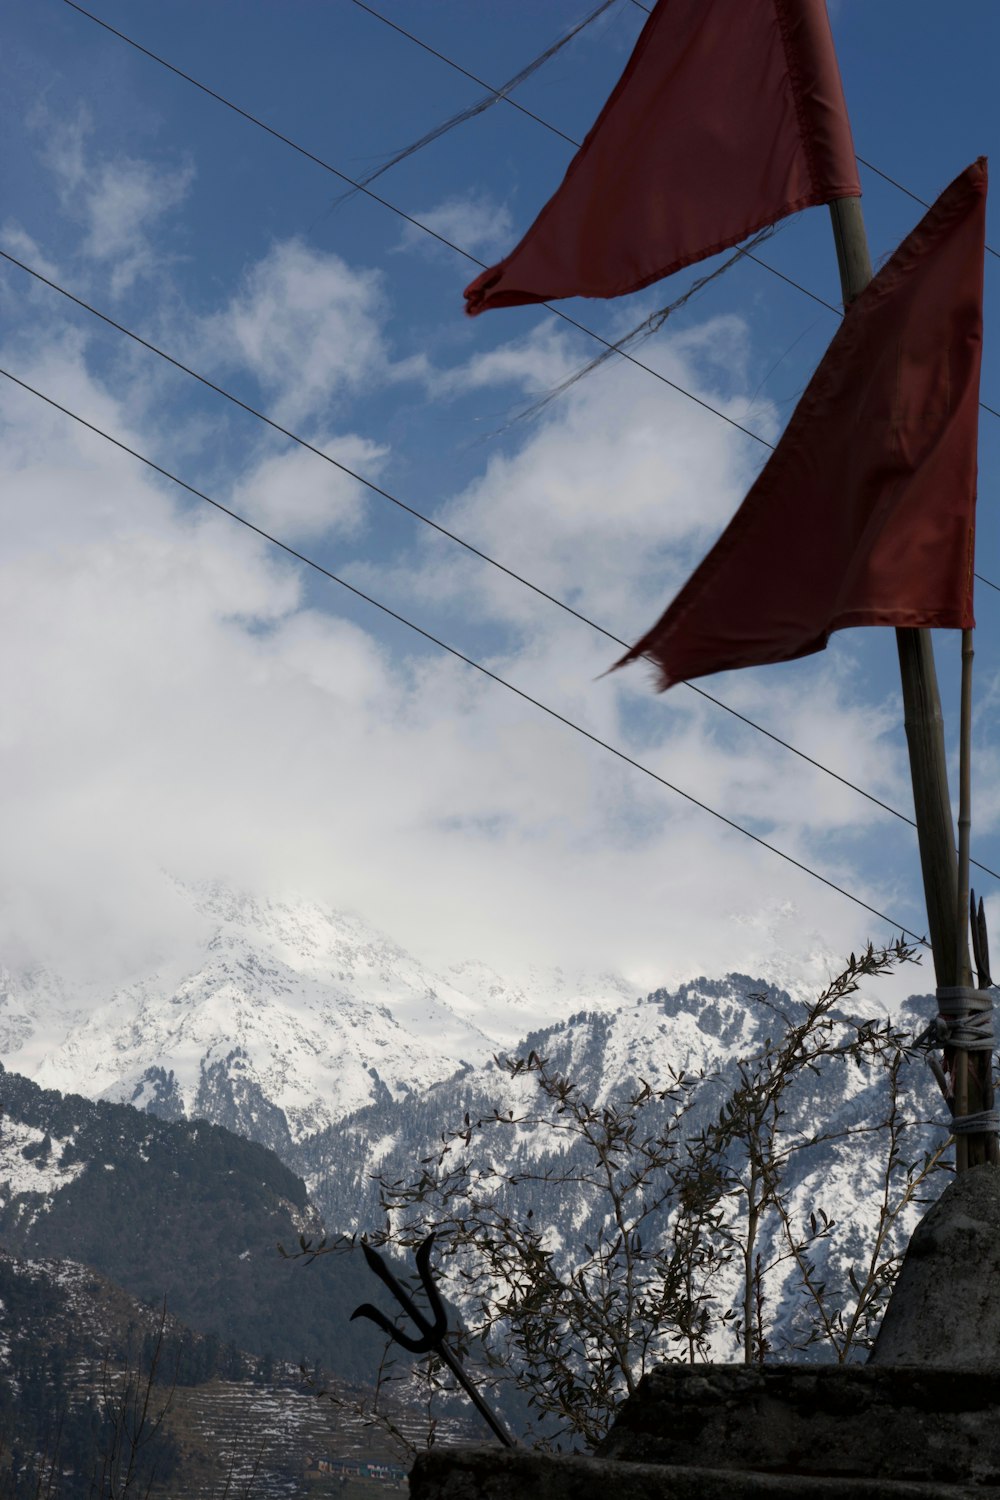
[1,0,998,1004]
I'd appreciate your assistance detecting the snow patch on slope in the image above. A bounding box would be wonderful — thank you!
[0,1121,85,1205]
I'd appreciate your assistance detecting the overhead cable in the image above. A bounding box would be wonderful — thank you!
[56,2,1000,444]
[44,5,1000,861]
[0,361,933,948]
[53,0,783,452]
[342,0,1000,422]
[857,157,1000,264]
[331,0,615,204]
[35,14,1000,578]
[6,242,999,883]
[347,0,579,146]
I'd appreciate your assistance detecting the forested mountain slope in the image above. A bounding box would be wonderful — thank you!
[0,1066,388,1383]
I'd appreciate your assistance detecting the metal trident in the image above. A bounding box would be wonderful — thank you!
[351,1233,515,1447]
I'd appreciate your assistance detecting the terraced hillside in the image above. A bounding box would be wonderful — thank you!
[0,1249,477,1498]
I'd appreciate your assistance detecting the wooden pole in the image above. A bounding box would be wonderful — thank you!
[828,196,964,987]
[827,196,987,1168]
[895,630,962,986]
[957,629,974,991]
[954,629,996,1168]
[955,631,973,1174]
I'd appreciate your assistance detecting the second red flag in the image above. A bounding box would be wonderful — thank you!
[615,160,987,690]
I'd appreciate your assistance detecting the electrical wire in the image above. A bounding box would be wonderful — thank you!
[347,0,579,147]
[56,1,1000,440]
[329,0,616,207]
[6,242,998,884]
[39,3,1000,880]
[341,0,1000,423]
[35,10,1000,583]
[0,360,933,948]
[54,0,777,452]
[857,156,1000,264]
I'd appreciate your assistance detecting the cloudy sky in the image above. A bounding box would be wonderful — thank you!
[2,0,999,1005]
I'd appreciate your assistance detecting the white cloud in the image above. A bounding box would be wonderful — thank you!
[428,322,575,399]
[198,240,390,423]
[397,192,514,259]
[35,106,193,297]
[374,317,769,640]
[672,661,908,837]
[0,247,926,1011]
[0,223,61,284]
[82,158,194,294]
[228,434,387,542]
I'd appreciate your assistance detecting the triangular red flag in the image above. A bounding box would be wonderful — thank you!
[615,160,987,690]
[464,0,860,315]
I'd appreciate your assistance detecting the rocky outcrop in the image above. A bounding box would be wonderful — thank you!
[870,1165,1000,1366]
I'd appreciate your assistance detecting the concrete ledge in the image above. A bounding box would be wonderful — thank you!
[409,1446,997,1499]
[597,1365,1000,1487]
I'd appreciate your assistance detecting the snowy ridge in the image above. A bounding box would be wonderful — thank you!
[0,880,949,1362]
[297,975,946,1359]
[3,882,636,1145]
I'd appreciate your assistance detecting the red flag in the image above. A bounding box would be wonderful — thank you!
[464,0,860,315]
[615,160,987,690]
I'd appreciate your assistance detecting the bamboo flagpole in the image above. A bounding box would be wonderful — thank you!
[461,0,993,1164]
[828,198,964,982]
[954,629,973,1171]
[954,628,998,1166]
[827,200,994,1171]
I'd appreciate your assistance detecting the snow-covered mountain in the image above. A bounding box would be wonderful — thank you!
[301,969,944,1230]
[0,882,635,1148]
[297,973,948,1363]
[0,880,952,1370]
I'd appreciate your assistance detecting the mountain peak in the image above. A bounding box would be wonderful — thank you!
[5,881,633,1146]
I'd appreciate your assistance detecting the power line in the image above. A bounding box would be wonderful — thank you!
[7,243,998,884]
[1,249,763,643]
[0,360,933,947]
[41,5,1000,872]
[317,2,622,231]
[346,0,574,146]
[60,1,1000,447]
[59,1,473,261]
[51,6,1000,592]
[342,0,612,158]
[342,0,1000,425]
[56,0,776,451]
[736,250,840,316]
[857,156,1000,264]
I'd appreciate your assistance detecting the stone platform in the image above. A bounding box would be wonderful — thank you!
[599,1364,1000,1489]
[410,1365,1000,1497]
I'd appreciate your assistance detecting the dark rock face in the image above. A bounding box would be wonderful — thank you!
[131,1064,186,1119]
[870,1164,1000,1366]
[194,1052,296,1157]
